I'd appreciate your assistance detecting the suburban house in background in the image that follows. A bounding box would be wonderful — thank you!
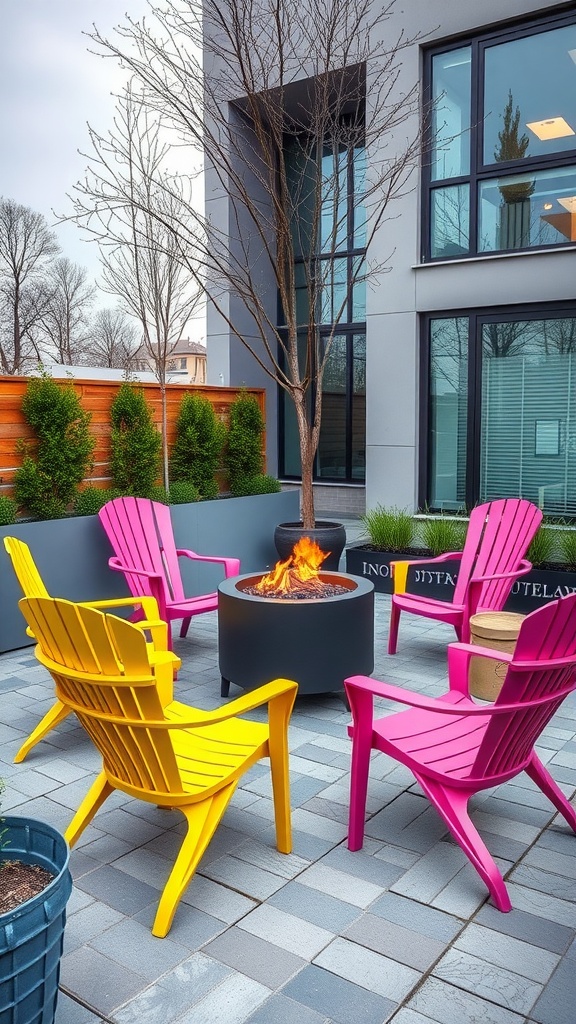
[135,338,207,384]
[204,0,576,518]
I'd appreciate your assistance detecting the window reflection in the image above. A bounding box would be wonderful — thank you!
[431,47,471,181]
[430,184,470,257]
[479,166,576,251]
[429,318,468,509]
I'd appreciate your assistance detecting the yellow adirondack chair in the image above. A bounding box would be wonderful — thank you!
[19,595,298,937]
[4,536,179,762]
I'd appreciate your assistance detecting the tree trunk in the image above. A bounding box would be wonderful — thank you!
[160,381,169,491]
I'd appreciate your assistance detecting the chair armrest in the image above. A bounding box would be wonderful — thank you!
[391,552,462,595]
[82,595,169,651]
[447,642,513,696]
[176,550,241,578]
[343,673,570,716]
[108,557,162,583]
[470,559,532,587]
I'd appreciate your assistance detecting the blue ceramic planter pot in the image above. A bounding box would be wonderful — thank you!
[0,817,72,1024]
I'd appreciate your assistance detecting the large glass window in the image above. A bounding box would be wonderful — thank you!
[425,12,576,259]
[280,133,366,483]
[424,308,576,516]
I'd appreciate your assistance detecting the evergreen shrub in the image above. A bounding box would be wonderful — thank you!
[110,383,161,497]
[225,391,279,497]
[0,495,17,526]
[14,373,94,519]
[171,394,225,500]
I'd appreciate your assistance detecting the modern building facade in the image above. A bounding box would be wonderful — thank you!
[206,0,576,517]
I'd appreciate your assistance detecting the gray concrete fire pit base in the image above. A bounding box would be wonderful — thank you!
[218,572,374,697]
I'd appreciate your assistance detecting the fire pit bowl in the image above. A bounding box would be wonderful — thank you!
[218,571,374,697]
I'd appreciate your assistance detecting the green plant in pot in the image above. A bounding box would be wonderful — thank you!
[361,506,415,552]
[0,780,72,1024]
[171,393,226,500]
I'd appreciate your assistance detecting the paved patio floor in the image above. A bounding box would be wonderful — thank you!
[1,579,575,1023]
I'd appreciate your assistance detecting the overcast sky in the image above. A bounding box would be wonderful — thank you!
[0,1,205,339]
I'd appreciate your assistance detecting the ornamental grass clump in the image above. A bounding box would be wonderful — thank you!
[361,506,415,551]
[421,515,468,557]
[171,394,226,500]
[527,526,556,568]
[557,528,576,569]
[14,373,94,519]
[110,383,161,498]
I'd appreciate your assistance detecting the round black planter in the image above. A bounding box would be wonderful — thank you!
[274,521,347,571]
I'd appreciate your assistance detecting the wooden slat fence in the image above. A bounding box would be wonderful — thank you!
[0,376,265,496]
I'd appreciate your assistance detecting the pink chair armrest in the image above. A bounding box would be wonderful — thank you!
[344,673,574,716]
[176,550,241,577]
[470,559,532,587]
[108,557,163,583]
[447,642,513,696]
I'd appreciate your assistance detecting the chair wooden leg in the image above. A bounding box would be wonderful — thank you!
[388,601,401,655]
[65,772,114,847]
[14,700,71,763]
[179,616,192,639]
[416,774,511,911]
[526,754,576,833]
[152,784,237,938]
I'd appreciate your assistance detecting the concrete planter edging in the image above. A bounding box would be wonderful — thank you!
[345,543,576,614]
[0,490,299,653]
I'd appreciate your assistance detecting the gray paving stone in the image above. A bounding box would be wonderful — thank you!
[296,860,385,907]
[320,844,405,887]
[531,957,576,1024]
[408,976,526,1024]
[474,904,575,954]
[369,890,462,941]
[314,936,420,1001]
[54,991,103,1023]
[238,902,334,958]
[179,872,258,924]
[89,917,190,980]
[453,923,559,983]
[74,863,162,916]
[267,878,362,932]
[200,853,288,899]
[344,912,448,971]
[204,925,306,987]
[244,993,328,1024]
[64,900,125,955]
[112,953,231,1024]
[175,972,270,1023]
[60,946,147,1016]
[510,863,576,901]
[434,946,544,1014]
[281,964,396,1024]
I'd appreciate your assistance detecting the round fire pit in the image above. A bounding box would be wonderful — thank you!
[218,572,374,697]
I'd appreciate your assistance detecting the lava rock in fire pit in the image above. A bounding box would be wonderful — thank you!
[243,583,350,599]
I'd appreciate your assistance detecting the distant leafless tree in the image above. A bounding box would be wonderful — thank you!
[87,306,140,369]
[68,85,201,489]
[38,258,96,365]
[0,198,60,373]
[71,0,425,527]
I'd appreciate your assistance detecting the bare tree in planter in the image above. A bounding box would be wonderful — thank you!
[68,85,201,490]
[78,0,423,528]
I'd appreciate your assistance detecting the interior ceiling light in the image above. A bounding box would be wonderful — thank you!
[557,195,576,213]
[569,48,576,64]
[543,202,553,210]
[526,117,575,140]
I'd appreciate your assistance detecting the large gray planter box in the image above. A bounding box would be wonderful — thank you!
[346,543,576,615]
[0,491,299,653]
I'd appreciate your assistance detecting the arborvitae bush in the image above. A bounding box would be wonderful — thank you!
[225,391,280,497]
[150,481,200,505]
[110,383,161,497]
[73,486,120,517]
[0,495,17,526]
[14,373,94,519]
[171,394,226,500]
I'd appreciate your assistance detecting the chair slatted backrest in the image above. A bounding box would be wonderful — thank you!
[99,497,186,605]
[453,499,542,609]
[471,593,576,780]
[4,536,50,598]
[20,596,183,795]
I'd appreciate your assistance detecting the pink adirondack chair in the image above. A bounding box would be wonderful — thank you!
[99,497,240,648]
[346,592,576,912]
[388,498,542,654]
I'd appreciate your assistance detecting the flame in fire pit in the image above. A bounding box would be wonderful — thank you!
[255,536,331,597]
